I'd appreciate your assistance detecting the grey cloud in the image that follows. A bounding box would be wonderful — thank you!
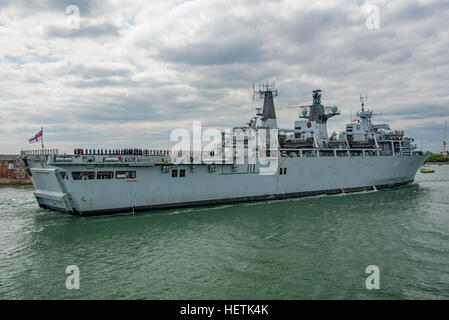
[146,5,359,66]
[281,7,359,45]
[65,78,135,88]
[72,65,132,79]
[0,0,101,17]
[384,1,449,24]
[158,37,264,66]
[386,103,449,120]
[46,22,120,38]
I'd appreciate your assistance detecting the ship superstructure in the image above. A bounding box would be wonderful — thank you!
[20,85,427,215]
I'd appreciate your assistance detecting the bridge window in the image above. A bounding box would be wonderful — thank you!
[172,169,178,177]
[72,171,95,180]
[97,171,113,179]
[116,171,136,179]
[180,169,186,177]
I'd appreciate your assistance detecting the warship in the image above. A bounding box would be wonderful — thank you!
[20,85,427,215]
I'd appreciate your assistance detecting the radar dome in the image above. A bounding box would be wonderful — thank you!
[331,106,338,113]
[302,108,308,116]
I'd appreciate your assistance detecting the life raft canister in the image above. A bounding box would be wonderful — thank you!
[307,122,312,128]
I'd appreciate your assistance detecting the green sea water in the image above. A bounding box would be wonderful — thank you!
[1,166,448,300]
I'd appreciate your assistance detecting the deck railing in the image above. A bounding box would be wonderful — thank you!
[21,149,59,156]
[25,146,418,165]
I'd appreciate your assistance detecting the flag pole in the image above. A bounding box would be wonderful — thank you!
[41,127,44,150]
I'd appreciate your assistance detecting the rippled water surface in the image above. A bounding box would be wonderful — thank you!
[1,166,448,299]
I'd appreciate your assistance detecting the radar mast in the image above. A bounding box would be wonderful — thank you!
[253,81,278,128]
[289,89,340,123]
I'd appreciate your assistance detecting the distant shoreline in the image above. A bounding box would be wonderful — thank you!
[0,178,32,186]
[425,162,449,165]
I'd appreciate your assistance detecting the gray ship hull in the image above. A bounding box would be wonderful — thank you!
[26,154,426,216]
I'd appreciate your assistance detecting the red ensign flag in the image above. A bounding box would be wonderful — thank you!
[29,129,43,144]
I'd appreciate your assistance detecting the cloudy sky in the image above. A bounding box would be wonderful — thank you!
[0,0,448,153]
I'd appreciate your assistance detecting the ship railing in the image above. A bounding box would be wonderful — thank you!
[72,149,198,157]
[66,149,204,164]
[72,148,386,162]
[377,137,403,141]
[21,149,59,156]
[44,145,418,165]
[278,148,383,158]
[75,149,205,157]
